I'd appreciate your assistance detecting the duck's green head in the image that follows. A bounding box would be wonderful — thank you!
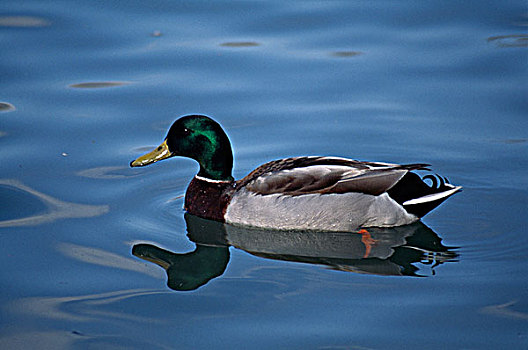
[130,115,234,181]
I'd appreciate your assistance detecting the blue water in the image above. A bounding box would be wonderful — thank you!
[1,1,527,349]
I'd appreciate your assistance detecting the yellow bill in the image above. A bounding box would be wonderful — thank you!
[130,140,173,167]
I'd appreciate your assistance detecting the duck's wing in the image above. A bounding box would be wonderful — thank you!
[238,156,429,196]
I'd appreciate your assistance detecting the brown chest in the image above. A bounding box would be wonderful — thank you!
[184,177,235,222]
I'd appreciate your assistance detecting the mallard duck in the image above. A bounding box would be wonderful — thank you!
[131,115,461,231]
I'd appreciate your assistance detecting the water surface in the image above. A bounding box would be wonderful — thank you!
[1,1,527,349]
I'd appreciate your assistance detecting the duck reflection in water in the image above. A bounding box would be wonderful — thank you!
[132,214,458,291]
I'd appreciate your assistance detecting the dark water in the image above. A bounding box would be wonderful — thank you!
[1,1,527,349]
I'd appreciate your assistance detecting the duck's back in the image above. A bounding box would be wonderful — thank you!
[224,156,428,231]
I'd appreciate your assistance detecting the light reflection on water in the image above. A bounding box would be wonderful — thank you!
[69,81,131,89]
[0,179,108,227]
[0,102,16,112]
[0,15,51,27]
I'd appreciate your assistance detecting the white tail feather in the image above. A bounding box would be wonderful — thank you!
[403,185,462,206]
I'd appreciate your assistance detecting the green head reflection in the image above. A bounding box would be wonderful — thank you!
[132,244,229,291]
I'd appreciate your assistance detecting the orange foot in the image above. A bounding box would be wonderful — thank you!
[357,229,378,258]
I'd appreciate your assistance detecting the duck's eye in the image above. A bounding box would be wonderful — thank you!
[157,146,162,151]
[176,127,191,137]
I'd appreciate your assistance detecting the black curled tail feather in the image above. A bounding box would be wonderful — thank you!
[387,173,461,218]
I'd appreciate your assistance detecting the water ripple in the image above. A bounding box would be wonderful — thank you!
[69,81,131,89]
[0,102,15,112]
[487,34,528,48]
[0,16,50,27]
[76,165,139,179]
[8,288,168,322]
[220,41,260,47]
[0,179,109,228]
[480,300,528,321]
[57,242,163,278]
